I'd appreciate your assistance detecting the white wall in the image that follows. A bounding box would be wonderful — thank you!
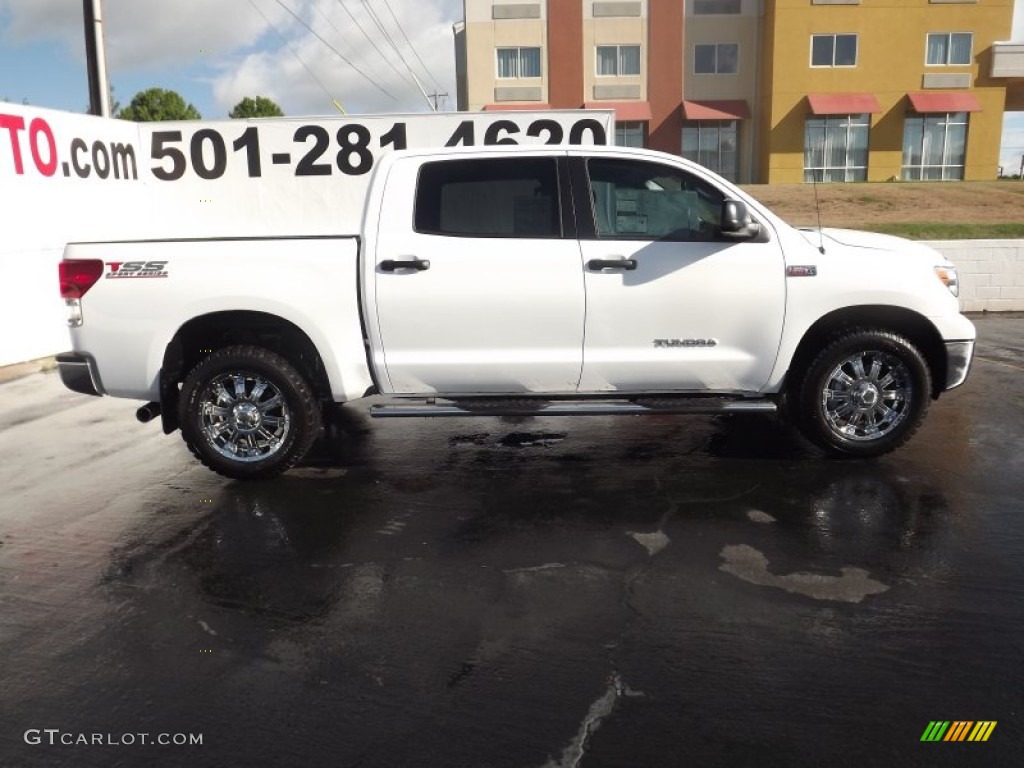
[928,240,1024,313]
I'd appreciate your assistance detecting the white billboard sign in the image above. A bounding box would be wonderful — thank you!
[0,105,613,365]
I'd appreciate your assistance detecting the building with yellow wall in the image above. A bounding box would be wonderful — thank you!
[761,0,1018,183]
[456,0,1024,183]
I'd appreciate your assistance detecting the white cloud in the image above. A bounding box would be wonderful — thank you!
[0,0,276,66]
[212,0,461,115]
[0,0,78,42]
[102,0,276,72]
[0,0,461,114]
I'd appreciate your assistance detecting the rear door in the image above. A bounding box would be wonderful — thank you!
[370,153,585,395]
[572,154,786,393]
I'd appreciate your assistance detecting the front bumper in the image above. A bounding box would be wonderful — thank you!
[56,352,104,397]
[944,340,975,391]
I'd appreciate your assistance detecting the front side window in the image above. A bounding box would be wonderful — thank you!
[694,43,739,74]
[415,157,561,238]
[496,47,542,78]
[682,121,739,182]
[804,114,870,183]
[902,112,968,181]
[615,122,646,148]
[811,34,858,67]
[586,158,726,241]
[926,33,973,65]
[596,45,641,76]
[693,0,742,14]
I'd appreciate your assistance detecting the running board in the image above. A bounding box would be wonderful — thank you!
[370,399,777,419]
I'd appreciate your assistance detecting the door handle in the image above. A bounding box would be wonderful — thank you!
[380,258,431,272]
[587,258,637,271]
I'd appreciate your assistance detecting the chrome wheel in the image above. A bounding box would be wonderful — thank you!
[199,372,291,462]
[820,350,912,442]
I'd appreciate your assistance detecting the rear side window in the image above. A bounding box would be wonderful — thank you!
[414,157,561,238]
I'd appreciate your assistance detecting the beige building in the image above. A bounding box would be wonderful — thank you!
[455,0,1024,183]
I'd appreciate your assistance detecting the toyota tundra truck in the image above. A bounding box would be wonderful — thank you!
[55,145,975,479]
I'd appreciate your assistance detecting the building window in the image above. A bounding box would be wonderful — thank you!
[596,45,641,76]
[496,47,541,78]
[615,122,646,147]
[682,121,739,182]
[926,33,973,65]
[901,112,968,180]
[811,34,858,67]
[694,43,739,75]
[804,114,870,182]
[693,0,741,14]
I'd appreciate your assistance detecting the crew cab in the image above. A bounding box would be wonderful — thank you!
[56,145,975,479]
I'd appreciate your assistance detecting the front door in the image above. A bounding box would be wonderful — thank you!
[372,154,585,395]
[574,156,786,393]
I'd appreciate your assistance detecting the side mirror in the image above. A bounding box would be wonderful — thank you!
[720,199,760,239]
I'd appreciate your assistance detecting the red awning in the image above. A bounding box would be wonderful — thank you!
[907,92,982,113]
[682,100,751,120]
[807,93,882,115]
[583,101,653,121]
[482,103,551,111]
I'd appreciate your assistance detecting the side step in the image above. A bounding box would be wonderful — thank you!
[370,398,777,419]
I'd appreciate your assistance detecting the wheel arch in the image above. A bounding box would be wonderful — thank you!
[785,306,947,400]
[159,311,332,434]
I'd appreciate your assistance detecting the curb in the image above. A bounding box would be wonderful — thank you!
[0,357,58,385]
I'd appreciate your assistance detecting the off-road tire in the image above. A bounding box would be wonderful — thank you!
[795,329,931,457]
[179,345,321,479]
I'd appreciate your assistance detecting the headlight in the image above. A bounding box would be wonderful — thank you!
[934,265,959,298]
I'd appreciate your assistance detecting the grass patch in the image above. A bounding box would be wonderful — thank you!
[855,221,1024,240]
[855,194,886,205]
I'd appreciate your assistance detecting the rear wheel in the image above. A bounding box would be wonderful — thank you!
[179,345,321,479]
[795,329,931,457]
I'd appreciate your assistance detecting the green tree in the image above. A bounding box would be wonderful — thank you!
[229,96,284,118]
[117,88,201,121]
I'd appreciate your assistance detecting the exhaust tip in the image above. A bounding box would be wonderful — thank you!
[136,402,161,423]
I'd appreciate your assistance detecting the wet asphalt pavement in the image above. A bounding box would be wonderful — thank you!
[1,315,1022,768]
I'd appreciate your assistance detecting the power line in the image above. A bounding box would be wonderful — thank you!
[272,0,398,101]
[380,0,444,93]
[360,0,433,109]
[427,91,449,112]
[247,0,341,110]
[310,1,380,80]
[335,0,418,92]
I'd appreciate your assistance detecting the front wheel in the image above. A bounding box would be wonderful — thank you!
[795,330,931,457]
[179,345,321,479]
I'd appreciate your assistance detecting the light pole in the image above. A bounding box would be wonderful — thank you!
[83,0,111,117]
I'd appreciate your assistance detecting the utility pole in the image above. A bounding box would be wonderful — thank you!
[428,92,449,112]
[1019,154,1023,181]
[83,0,111,116]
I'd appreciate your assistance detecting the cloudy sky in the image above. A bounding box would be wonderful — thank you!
[0,0,462,116]
[1,0,1023,169]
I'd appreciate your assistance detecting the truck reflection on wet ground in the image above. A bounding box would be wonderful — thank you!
[81,412,962,762]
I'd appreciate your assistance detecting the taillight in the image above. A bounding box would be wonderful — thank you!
[59,259,105,299]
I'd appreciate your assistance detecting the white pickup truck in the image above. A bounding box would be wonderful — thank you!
[56,145,975,479]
